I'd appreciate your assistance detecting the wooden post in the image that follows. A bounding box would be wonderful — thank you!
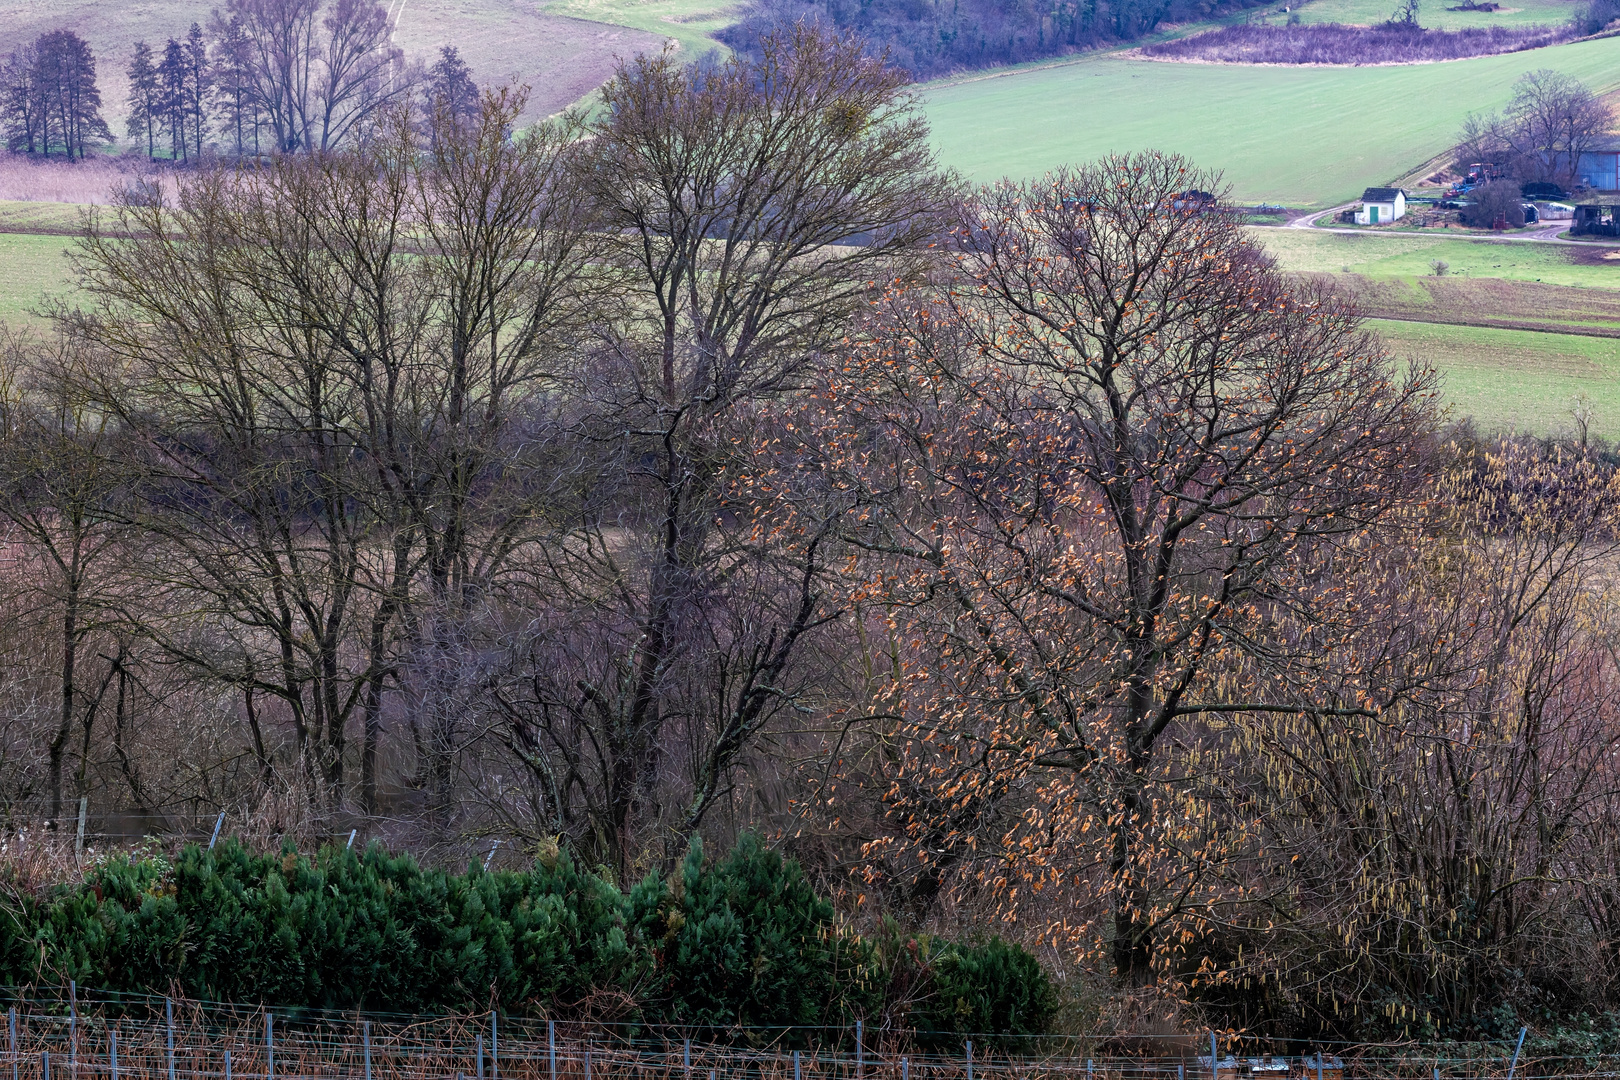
[74,799,86,865]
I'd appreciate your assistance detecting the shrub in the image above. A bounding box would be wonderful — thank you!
[1138,21,1576,63]
[0,834,1054,1042]
[1461,181,1526,228]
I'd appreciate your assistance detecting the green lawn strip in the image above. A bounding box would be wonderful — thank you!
[0,233,79,327]
[1282,0,1580,30]
[923,35,1620,207]
[1253,227,1620,286]
[0,200,92,235]
[542,0,739,56]
[1371,317,1620,435]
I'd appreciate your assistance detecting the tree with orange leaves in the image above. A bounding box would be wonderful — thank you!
[803,152,1438,985]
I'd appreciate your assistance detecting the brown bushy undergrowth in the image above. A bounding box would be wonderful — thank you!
[1139,21,1577,64]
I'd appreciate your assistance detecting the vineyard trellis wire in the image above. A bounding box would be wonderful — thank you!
[0,989,1598,1080]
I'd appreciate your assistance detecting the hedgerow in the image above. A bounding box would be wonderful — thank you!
[0,834,1054,1043]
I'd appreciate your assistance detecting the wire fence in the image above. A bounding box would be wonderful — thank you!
[0,990,1600,1080]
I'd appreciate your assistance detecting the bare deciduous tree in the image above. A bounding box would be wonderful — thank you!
[813,153,1436,985]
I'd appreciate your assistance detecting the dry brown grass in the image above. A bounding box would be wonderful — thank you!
[0,156,156,207]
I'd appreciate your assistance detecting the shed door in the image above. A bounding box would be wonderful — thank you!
[1370,206,1379,223]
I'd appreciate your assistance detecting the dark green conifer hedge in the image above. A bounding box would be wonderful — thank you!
[0,834,1055,1043]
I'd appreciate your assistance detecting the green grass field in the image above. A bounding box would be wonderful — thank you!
[543,0,740,58]
[1281,0,1581,29]
[0,233,77,326]
[1253,228,1620,286]
[1373,319,1620,435]
[922,35,1620,206]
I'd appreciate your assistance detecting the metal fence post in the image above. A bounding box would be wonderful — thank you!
[1087,1061,1093,1080]
[490,1012,498,1080]
[684,1040,691,1080]
[108,1029,116,1080]
[68,982,76,1069]
[363,1023,371,1080]
[586,1051,592,1080]
[1209,1034,1217,1080]
[477,1036,485,1080]
[1316,1055,1323,1080]
[166,999,175,1080]
[1508,1028,1527,1080]
[966,1042,973,1080]
[41,1051,47,1080]
[6,1007,13,1080]
[902,1059,908,1080]
[794,1052,800,1080]
[856,1022,863,1080]
[548,1021,556,1080]
[265,1013,273,1080]
[224,1052,230,1080]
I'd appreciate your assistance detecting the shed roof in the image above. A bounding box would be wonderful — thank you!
[1581,136,1620,154]
[1362,187,1405,202]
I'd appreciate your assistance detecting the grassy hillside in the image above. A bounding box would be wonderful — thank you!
[0,0,669,126]
[922,35,1620,206]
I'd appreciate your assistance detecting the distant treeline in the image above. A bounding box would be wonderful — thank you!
[717,0,1275,78]
[1138,20,1579,63]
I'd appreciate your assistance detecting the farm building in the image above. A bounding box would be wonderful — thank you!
[1355,187,1406,224]
[1578,137,1620,193]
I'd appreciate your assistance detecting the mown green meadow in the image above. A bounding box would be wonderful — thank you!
[0,232,76,326]
[1286,0,1582,29]
[922,35,1620,206]
[1372,319,1620,436]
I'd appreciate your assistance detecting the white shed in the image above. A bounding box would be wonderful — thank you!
[1355,187,1406,224]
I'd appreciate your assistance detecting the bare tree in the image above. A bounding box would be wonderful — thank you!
[0,329,130,829]
[481,24,952,875]
[66,92,599,819]
[813,153,1436,985]
[1460,69,1610,187]
[221,0,412,154]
